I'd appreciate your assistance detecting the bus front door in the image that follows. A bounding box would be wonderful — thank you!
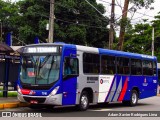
[62,48,78,105]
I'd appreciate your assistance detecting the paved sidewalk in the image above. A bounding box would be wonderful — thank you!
[0,97,29,109]
[0,97,18,103]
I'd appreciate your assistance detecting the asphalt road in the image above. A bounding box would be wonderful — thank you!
[0,96,160,119]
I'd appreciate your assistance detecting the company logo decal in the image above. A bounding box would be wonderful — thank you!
[100,79,103,84]
[29,90,36,95]
[153,80,157,83]
[142,78,148,86]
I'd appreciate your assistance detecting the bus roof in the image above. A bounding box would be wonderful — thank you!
[23,43,157,61]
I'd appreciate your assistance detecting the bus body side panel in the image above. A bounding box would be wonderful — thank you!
[100,74,158,102]
[98,75,115,103]
[75,46,99,104]
[122,76,157,101]
[103,75,130,102]
[62,45,77,105]
[121,76,142,101]
[139,76,157,99]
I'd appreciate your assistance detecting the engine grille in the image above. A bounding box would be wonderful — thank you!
[23,97,46,103]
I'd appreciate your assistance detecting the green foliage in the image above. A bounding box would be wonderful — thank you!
[118,18,131,29]
[124,21,152,54]
[0,0,109,47]
[130,0,154,9]
[0,1,20,42]
[122,14,160,62]
[0,92,17,97]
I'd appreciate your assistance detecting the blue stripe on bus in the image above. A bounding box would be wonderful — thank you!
[105,76,116,102]
[111,76,121,102]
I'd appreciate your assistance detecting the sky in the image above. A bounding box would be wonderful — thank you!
[96,0,160,24]
[96,0,160,36]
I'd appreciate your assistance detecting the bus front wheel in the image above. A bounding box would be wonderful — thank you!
[78,91,89,111]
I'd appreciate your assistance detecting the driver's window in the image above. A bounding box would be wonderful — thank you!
[63,57,78,76]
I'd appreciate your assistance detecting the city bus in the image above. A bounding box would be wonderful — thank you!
[17,43,158,110]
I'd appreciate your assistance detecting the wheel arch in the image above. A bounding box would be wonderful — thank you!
[81,87,93,103]
[132,86,140,98]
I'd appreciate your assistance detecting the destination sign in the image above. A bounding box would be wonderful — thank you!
[24,46,59,53]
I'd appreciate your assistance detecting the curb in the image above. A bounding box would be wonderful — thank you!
[0,102,29,109]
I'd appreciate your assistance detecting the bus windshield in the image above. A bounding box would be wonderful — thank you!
[20,55,61,85]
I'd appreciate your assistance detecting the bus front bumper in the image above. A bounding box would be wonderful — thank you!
[17,93,62,105]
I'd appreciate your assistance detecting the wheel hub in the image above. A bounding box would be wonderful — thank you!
[81,95,88,108]
[132,93,137,104]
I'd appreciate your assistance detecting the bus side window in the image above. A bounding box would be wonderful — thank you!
[143,60,153,76]
[131,59,142,75]
[63,57,79,76]
[153,62,157,76]
[70,58,79,74]
[101,55,115,75]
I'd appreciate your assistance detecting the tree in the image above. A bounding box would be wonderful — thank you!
[54,0,109,47]
[17,0,50,44]
[117,0,154,50]
[2,0,109,47]
[152,13,160,61]
[124,21,152,54]
[0,1,20,44]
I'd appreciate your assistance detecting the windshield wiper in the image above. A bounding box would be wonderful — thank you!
[47,56,54,84]
[36,55,51,81]
[34,56,40,84]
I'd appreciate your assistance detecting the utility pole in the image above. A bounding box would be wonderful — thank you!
[48,0,55,43]
[109,0,115,49]
[152,27,154,56]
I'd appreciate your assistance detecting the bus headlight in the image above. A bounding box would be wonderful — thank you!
[49,86,59,96]
[17,85,22,94]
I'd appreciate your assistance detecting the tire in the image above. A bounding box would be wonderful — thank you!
[130,90,138,106]
[122,90,138,107]
[78,91,89,111]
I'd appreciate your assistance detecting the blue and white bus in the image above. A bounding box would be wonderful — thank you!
[17,43,158,110]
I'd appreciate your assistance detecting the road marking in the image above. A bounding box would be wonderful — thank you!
[89,108,112,111]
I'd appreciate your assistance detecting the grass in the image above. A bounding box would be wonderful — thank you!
[0,86,17,97]
[0,91,18,97]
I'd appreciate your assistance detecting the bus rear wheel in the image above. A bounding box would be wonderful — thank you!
[123,90,138,106]
[130,90,138,106]
[78,91,89,111]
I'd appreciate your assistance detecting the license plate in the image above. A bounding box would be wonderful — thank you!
[30,100,38,104]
